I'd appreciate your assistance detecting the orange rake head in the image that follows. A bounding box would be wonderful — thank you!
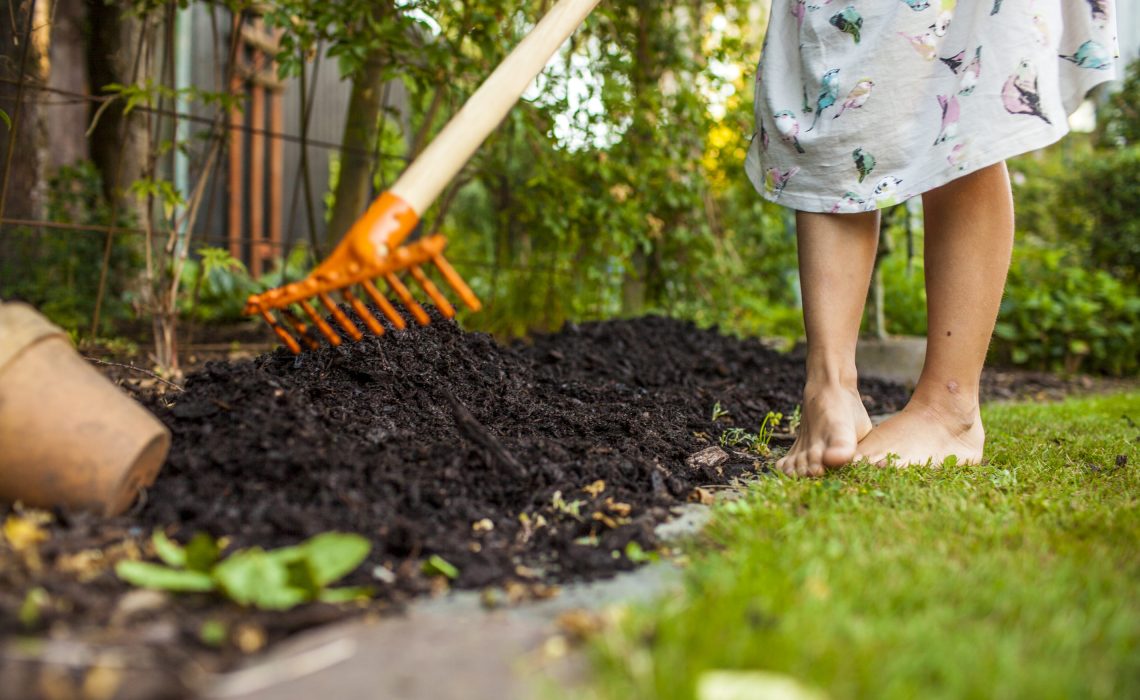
[243,192,482,354]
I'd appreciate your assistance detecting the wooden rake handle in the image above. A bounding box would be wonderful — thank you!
[391,0,602,217]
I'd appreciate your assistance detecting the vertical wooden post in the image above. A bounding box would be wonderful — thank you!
[268,83,284,272]
[227,15,244,262]
[249,71,265,276]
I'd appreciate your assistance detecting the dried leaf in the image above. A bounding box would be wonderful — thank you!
[604,498,632,517]
[472,518,495,533]
[689,487,716,505]
[556,609,605,641]
[234,623,266,654]
[81,663,122,700]
[583,480,606,498]
[3,513,48,551]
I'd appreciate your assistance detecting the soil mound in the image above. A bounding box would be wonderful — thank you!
[132,313,907,596]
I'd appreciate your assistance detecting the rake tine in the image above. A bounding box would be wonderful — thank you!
[342,289,385,337]
[281,307,322,351]
[318,292,364,342]
[383,272,431,326]
[361,279,408,330]
[432,255,482,311]
[407,265,455,318]
[257,307,302,355]
[299,299,343,346]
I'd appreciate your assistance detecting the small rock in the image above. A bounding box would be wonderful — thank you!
[371,565,396,584]
[686,446,730,470]
[112,590,169,623]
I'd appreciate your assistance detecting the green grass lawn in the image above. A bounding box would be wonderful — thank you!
[583,392,1140,700]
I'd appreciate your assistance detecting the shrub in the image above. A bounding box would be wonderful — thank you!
[1099,57,1140,147]
[993,240,1140,376]
[1068,145,1140,279]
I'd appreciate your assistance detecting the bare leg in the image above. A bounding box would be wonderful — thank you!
[856,162,1014,466]
[776,209,878,477]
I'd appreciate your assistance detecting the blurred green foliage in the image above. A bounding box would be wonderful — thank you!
[430,2,800,339]
[0,161,140,333]
[1100,55,1140,147]
[180,247,312,323]
[994,239,1139,376]
[11,4,1136,378]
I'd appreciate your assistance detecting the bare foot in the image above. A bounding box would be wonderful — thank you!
[854,398,985,467]
[776,384,873,477]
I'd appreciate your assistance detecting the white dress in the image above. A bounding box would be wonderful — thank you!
[746,0,1120,213]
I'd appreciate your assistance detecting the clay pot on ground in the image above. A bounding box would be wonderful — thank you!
[0,301,169,516]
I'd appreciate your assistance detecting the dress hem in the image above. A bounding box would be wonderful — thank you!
[747,59,1120,214]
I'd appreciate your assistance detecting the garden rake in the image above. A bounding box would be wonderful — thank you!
[244,0,602,353]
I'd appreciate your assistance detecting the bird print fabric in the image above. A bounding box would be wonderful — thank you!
[746,0,1119,213]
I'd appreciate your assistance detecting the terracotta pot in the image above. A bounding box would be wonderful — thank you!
[0,302,169,516]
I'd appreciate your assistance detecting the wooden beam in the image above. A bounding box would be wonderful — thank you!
[268,81,283,272]
[227,73,244,261]
[249,70,265,276]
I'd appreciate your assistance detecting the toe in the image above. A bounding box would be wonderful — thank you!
[822,442,855,468]
[805,447,824,476]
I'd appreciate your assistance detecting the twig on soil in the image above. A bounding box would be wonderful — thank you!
[84,357,184,392]
[445,392,528,479]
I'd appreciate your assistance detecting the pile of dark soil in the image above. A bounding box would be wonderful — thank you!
[134,314,906,591]
[1,313,908,693]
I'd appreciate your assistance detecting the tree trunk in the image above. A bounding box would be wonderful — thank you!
[0,0,49,222]
[47,0,89,171]
[620,1,661,316]
[85,0,149,215]
[325,1,394,248]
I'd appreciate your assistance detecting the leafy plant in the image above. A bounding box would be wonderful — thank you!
[181,246,313,323]
[720,411,784,456]
[993,240,1140,376]
[115,531,372,610]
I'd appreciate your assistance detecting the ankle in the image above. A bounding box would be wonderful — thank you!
[804,357,860,391]
[908,381,982,435]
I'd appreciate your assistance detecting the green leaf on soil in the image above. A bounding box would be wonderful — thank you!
[116,561,215,592]
[317,586,373,604]
[253,585,310,611]
[19,587,48,628]
[624,541,656,564]
[422,554,459,580]
[300,533,371,587]
[185,533,220,572]
[0,108,10,131]
[212,548,302,609]
[266,544,307,565]
[152,530,187,568]
[199,619,227,647]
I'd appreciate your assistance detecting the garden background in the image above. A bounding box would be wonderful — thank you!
[0,0,1137,376]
